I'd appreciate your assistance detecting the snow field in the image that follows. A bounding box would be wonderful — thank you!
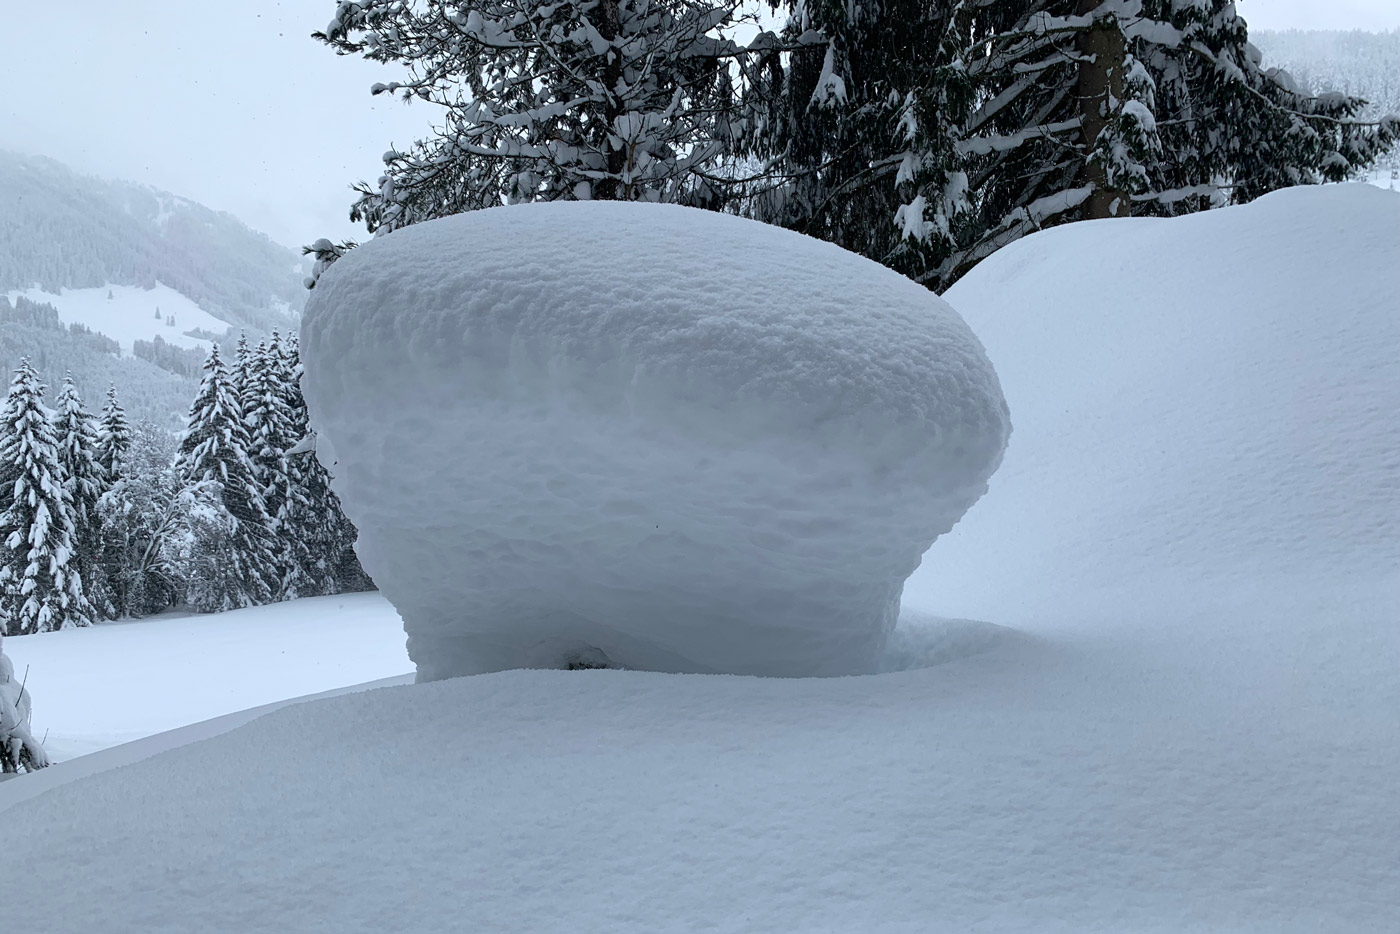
[303,201,1009,679]
[1,592,410,762]
[5,282,229,354]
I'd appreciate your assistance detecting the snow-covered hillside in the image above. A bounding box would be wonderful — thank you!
[4,282,229,355]
[0,186,1395,932]
[0,151,304,334]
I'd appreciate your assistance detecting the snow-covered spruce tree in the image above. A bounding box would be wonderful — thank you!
[100,422,205,618]
[277,333,371,595]
[750,0,1399,290]
[307,0,798,273]
[243,334,312,599]
[0,361,95,635]
[95,383,132,477]
[54,376,113,620]
[0,634,49,773]
[176,344,278,611]
[231,332,252,400]
[737,0,977,284]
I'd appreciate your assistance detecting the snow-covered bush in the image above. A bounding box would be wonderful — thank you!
[0,635,49,774]
[302,201,1009,679]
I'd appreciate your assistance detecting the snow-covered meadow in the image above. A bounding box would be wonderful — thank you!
[1,593,409,762]
[4,283,229,354]
[0,184,1396,931]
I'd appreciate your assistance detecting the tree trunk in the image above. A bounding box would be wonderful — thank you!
[1076,0,1129,219]
[595,0,627,201]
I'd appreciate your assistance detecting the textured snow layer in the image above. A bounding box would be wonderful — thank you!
[906,183,1400,623]
[302,202,1009,679]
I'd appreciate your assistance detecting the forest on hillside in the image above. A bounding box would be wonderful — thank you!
[0,295,196,428]
[0,151,305,333]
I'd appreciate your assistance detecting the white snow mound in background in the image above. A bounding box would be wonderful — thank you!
[905,183,1400,622]
[302,202,1009,679]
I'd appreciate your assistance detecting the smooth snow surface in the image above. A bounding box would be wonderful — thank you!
[5,283,230,354]
[906,183,1400,623]
[3,605,1395,933]
[1,593,410,761]
[302,202,1009,679]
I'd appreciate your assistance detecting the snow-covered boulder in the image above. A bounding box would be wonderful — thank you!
[302,202,1009,679]
[904,183,1400,624]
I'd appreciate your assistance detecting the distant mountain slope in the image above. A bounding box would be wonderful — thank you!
[0,151,304,334]
[0,295,196,429]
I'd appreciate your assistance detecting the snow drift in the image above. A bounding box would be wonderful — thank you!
[906,183,1400,623]
[302,202,1009,679]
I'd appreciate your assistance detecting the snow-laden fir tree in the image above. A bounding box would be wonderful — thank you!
[307,0,805,276]
[176,344,278,611]
[0,360,95,635]
[54,375,113,620]
[748,0,1400,290]
[100,422,209,618]
[242,334,313,599]
[95,383,132,477]
[231,332,252,400]
[278,333,371,594]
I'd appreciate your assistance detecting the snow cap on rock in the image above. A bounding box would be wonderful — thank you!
[301,201,1009,679]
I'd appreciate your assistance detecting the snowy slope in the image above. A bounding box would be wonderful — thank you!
[905,183,1400,624]
[5,283,230,354]
[1,592,410,762]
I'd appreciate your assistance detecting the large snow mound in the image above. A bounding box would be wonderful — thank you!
[302,202,1009,679]
[906,183,1400,623]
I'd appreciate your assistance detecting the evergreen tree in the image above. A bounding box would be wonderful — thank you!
[243,334,311,599]
[54,375,113,620]
[749,0,1400,290]
[100,421,208,618]
[279,334,371,595]
[307,0,804,277]
[175,344,278,611]
[0,360,94,634]
[231,332,252,400]
[95,383,132,476]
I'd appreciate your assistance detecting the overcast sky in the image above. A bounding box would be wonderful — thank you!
[4,0,1398,248]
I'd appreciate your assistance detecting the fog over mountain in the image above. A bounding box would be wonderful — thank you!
[0,151,304,426]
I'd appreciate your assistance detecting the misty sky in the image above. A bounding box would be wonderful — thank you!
[4,0,1398,248]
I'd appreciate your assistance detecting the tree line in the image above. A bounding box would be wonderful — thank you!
[0,333,369,636]
[305,0,1399,291]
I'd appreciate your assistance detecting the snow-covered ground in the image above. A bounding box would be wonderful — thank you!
[1,185,1396,931]
[2,592,410,762]
[4,282,230,354]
